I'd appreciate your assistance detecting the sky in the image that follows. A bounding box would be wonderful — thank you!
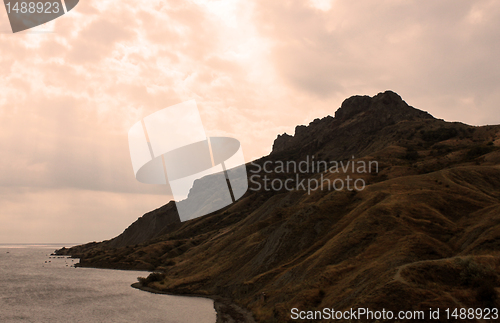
[1,0,499,243]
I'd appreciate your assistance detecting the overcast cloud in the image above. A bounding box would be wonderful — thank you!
[0,0,499,243]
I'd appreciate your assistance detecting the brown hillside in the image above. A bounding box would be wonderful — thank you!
[57,91,500,322]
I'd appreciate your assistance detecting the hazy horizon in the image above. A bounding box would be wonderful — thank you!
[1,0,500,243]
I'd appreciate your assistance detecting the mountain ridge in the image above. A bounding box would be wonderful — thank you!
[271,90,434,157]
[57,91,500,322]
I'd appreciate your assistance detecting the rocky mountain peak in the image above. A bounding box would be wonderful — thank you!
[271,91,435,155]
[335,90,433,122]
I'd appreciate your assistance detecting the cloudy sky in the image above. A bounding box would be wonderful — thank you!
[1,0,499,243]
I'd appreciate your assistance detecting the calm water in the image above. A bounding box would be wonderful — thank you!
[0,245,216,323]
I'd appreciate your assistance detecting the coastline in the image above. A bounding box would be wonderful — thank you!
[54,246,256,322]
[131,283,256,323]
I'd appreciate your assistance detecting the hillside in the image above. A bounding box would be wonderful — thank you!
[57,91,500,322]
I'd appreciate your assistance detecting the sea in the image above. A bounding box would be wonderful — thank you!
[0,244,216,323]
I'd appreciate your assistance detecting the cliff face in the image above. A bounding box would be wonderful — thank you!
[58,91,500,322]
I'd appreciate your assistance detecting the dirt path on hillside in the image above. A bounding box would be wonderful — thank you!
[392,257,488,323]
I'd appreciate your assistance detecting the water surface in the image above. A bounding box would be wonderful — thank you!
[0,244,216,323]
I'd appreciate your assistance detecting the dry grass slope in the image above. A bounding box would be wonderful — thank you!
[57,92,500,322]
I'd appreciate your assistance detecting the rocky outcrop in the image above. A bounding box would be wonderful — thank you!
[271,133,293,154]
[271,90,435,157]
[335,91,433,122]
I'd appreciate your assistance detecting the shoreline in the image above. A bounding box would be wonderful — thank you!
[54,250,256,322]
[131,283,256,323]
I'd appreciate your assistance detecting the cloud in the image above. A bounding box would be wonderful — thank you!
[1,0,499,242]
[253,0,500,125]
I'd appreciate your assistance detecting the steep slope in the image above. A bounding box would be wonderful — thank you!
[57,91,500,322]
[59,201,181,256]
[106,201,181,248]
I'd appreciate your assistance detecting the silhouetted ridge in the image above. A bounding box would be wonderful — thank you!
[271,90,434,155]
[335,90,433,122]
[100,201,181,249]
